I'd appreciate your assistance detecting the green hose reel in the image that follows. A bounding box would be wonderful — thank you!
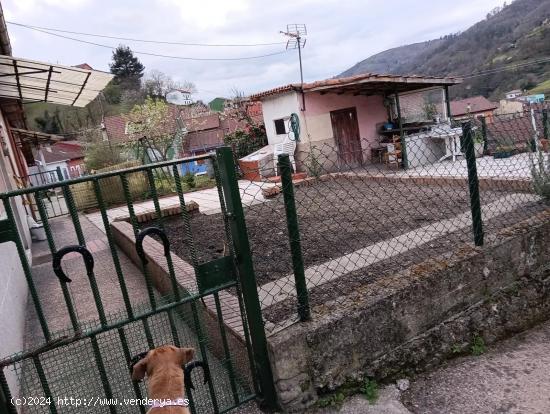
[289,113,300,142]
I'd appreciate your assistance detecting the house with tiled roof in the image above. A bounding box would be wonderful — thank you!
[450,96,498,122]
[32,141,85,181]
[250,72,461,172]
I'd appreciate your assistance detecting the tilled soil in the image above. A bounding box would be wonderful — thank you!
[159,178,520,287]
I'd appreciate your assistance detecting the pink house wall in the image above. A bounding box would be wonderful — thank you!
[304,92,388,154]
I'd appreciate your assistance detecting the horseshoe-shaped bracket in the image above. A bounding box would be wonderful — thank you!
[135,226,170,265]
[184,360,210,390]
[52,245,94,283]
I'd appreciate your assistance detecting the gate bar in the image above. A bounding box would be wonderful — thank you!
[90,336,116,414]
[32,356,57,414]
[215,147,278,410]
[93,179,134,318]
[0,368,16,414]
[117,328,146,414]
[213,293,240,405]
[212,156,259,396]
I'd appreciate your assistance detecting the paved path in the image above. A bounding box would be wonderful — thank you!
[402,318,550,413]
[85,180,272,232]
[398,152,539,179]
[259,193,540,309]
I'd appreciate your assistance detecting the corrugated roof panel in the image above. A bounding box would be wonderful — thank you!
[0,55,113,107]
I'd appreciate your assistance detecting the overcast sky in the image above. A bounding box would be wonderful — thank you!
[4,0,504,103]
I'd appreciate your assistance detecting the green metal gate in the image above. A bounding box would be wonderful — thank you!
[0,147,276,413]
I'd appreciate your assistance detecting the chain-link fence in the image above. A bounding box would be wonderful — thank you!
[229,108,550,332]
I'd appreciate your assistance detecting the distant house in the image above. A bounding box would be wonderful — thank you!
[495,99,524,117]
[166,89,193,106]
[180,113,251,174]
[31,141,85,182]
[505,89,523,100]
[102,104,251,175]
[74,63,94,70]
[520,94,545,104]
[450,96,498,122]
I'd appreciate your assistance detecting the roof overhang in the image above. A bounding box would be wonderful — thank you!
[10,127,62,145]
[9,127,63,166]
[310,75,462,96]
[0,55,113,107]
[250,73,463,100]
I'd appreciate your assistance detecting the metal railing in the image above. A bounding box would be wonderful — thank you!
[0,149,277,413]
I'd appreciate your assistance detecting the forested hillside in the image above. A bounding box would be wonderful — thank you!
[340,0,550,99]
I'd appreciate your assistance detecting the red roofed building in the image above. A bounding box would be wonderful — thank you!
[450,96,498,123]
[250,72,461,171]
[32,141,85,182]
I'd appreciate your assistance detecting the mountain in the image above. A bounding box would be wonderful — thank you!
[339,0,550,100]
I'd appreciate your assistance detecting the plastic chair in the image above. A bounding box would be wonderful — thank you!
[274,136,297,174]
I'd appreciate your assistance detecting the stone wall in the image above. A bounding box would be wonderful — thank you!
[268,209,550,412]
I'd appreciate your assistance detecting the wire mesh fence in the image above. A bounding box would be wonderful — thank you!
[0,155,260,413]
[232,108,549,332]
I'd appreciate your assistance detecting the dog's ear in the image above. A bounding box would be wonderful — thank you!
[177,347,195,365]
[132,356,149,381]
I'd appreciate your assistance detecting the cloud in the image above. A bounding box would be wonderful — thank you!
[2,0,505,103]
[160,0,248,29]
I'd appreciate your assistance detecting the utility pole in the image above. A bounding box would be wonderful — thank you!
[281,24,307,111]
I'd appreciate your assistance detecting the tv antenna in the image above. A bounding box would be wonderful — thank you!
[281,24,307,110]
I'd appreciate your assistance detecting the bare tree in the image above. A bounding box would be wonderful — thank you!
[142,70,196,100]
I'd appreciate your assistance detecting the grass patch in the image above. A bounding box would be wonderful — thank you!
[471,334,487,356]
[529,78,550,94]
[362,378,379,404]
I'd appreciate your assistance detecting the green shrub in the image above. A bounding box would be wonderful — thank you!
[224,125,268,160]
[183,172,196,189]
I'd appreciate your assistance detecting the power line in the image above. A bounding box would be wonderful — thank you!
[14,25,289,61]
[7,21,286,47]
[461,57,550,79]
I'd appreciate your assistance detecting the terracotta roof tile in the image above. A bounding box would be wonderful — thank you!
[250,72,462,100]
[450,96,498,117]
[41,141,84,163]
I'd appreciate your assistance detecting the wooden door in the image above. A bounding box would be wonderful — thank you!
[330,107,363,166]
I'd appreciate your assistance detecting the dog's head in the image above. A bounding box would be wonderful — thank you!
[132,345,195,382]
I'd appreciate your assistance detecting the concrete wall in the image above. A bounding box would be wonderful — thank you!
[303,93,388,155]
[0,111,30,399]
[262,92,302,146]
[267,210,550,412]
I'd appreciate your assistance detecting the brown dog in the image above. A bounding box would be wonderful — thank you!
[132,345,195,413]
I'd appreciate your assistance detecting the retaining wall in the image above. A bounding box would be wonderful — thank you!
[268,209,550,412]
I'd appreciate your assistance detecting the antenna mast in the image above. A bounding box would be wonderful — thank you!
[280,24,307,110]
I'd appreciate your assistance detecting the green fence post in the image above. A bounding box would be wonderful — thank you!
[215,147,278,410]
[462,121,484,246]
[481,115,488,154]
[278,154,310,321]
[0,369,16,414]
[543,109,549,140]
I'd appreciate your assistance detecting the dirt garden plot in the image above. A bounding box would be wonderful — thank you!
[157,177,541,289]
